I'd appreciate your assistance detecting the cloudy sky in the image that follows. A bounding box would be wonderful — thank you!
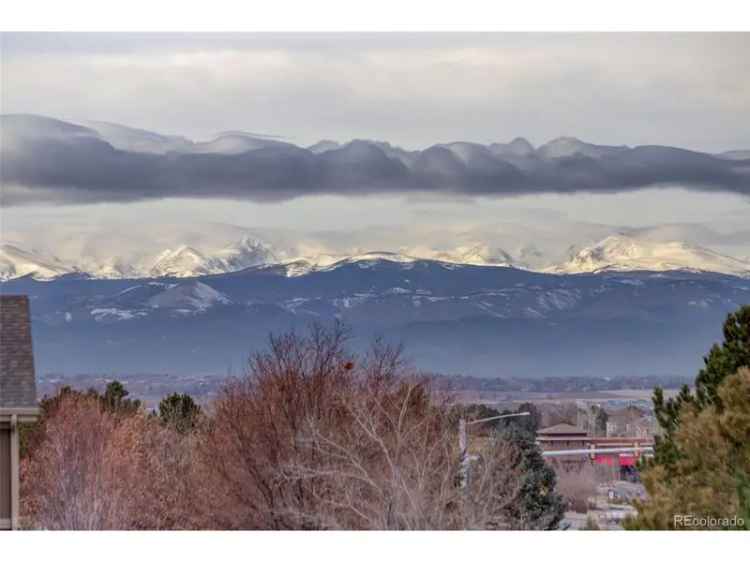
[1,32,749,263]
[3,33,749,150]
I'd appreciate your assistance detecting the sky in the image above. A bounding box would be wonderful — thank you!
[3,33,749,151]
[1,32,749,264]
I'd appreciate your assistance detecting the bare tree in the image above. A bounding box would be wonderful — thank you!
[21,393,199,530]
[552,461,603,514]
[198,323,528,530]
[22,324,554,530]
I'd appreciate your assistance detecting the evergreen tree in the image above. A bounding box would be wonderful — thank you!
[594,407,608,437]
[496,424,565,529]
[516,402,542,434]
[650,305,750,474]
[626,367,750,530]
[695,305,750,409]
[102,380,142,414]
[158,393,202,433]
[627,305,750,529]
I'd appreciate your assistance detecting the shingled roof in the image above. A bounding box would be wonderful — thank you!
[536,423,587,436]
[0,295,37,409]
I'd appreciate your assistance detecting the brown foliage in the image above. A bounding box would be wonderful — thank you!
[195,324,525,529]
[553,462,600,513]
[21,324,537,530]
[21,392,200,529]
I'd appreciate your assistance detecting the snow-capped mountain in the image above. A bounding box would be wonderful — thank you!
[418,245,515,267]
[148,246,220,278]
[87,280,232,323]
[0,238,277,282]
[146,281,231,312]
[3,233,750,282]
[78,256,139,280]
[326,251,419,267]
[213,236,277,272]
[551,235,750,276]
[0,244,73,280]
[139,237,278,278]
[5,255,750,377]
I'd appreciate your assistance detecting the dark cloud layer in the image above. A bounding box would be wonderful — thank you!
[2,114,749,206]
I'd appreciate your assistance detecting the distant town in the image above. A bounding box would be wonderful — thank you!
[37,371,690,411]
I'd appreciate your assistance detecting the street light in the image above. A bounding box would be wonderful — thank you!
[458,411,530,488]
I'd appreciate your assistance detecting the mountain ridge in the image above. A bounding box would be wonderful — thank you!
[3,257,748,377]
[550,235,750,277]
[2,235,750,282]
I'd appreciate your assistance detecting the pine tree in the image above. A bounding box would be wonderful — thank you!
[650,305,750,474]
[102,380,141,414]
[158,393,202,433]
[695,305,750,409]
[497,424,565,529]
[627,305,750,529]
[626,367,750,530]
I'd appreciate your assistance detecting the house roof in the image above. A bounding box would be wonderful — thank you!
[608,406,646,422]
[0,295,37,409]
[536,423,587,436]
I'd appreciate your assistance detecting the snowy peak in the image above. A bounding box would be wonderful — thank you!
[148,236,276,278]
[149,246,218,278]
[430,245,515,267]
[79,256,138,280]
[317,252,421,272]
[551,235,750,276]
[318,249,516,271]
[147,281,231,312]
[0,244,73,280]
[0,235,278,281]
[214,236,277,271]
[335,251,418,264]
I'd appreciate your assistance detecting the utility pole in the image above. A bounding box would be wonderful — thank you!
[458,411,530,489]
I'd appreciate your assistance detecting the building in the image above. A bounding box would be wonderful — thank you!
[536,422,589,450]
[605,405,650,437]
[0,295,39,530]
[536,422,653,478]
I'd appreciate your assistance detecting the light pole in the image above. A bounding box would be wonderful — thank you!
[458,411,530,488]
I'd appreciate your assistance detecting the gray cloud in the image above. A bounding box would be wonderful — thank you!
[2,114,749,206]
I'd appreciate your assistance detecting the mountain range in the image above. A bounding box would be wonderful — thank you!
[2,254,748,378]
[2,234,749,282]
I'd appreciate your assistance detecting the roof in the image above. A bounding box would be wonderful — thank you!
[0,295,37,409]
[537,423,587,436]
[608,406,646,422]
